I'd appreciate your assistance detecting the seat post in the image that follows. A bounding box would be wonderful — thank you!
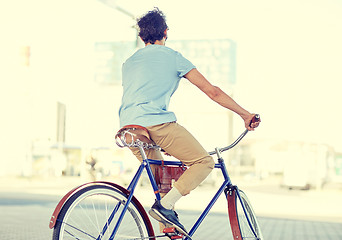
[138,144,148,160]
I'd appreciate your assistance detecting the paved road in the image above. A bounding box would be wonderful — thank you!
[0,177,342,239]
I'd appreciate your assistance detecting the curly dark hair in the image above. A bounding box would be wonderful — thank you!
[137,8,168,44]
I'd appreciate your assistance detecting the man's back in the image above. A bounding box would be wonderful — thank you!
[119,45,195,127]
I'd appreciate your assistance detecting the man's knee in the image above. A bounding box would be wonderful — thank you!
[199,155,215,170]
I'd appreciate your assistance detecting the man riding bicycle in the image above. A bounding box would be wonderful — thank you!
[118,8,260,235]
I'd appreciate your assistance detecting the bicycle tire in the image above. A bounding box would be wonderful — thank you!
[52,184,154,240]
[227,188,263,240]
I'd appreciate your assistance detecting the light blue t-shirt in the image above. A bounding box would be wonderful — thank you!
[119,45,195,127]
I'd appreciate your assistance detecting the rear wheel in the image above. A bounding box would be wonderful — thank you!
[53,184,154,240]
[227,187,263,240]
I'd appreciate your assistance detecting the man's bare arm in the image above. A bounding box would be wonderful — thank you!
[184,69,259,130]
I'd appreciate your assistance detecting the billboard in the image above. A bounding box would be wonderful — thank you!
[168,39,236,86]
[94,39,236,86]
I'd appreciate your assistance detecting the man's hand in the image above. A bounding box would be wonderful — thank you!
[243,114,261,131]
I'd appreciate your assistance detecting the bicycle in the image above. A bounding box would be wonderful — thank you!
[49,115,263,240]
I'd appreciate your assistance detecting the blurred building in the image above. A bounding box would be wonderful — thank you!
[1,1,341,190]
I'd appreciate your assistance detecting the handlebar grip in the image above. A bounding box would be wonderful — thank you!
[249,114,260,127]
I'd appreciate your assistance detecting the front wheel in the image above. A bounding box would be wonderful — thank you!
[227,187,263,240]
[52,184,154,240]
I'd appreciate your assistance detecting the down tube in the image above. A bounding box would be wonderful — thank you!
[187,180,229,238]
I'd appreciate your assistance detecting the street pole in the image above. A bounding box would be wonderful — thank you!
[97,0,142,48]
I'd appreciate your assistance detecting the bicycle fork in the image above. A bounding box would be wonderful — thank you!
[226,185,259,239]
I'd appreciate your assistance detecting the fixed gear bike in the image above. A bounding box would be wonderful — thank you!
[49,115,263,240]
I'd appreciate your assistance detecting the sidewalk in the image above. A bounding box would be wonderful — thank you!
[1,175,342,223]
[1,176,342,239]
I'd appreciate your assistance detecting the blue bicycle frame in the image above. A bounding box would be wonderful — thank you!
[105,129,254,240]
[104,157,233,240]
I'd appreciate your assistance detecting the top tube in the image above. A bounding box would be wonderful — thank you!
[148,159,184,166]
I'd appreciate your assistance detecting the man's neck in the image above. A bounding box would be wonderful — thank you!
[145,39,165,46]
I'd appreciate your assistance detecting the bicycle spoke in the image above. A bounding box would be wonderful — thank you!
[61,221,97,239]
[98,200,122,238]
[64,229,82,240]
[53,185,153,240]
[92,199,100,233]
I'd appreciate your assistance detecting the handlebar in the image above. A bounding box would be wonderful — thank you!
[249,114,260,127]
[208,114,260,156]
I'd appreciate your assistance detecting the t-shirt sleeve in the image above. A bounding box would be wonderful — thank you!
[176,52,196,78]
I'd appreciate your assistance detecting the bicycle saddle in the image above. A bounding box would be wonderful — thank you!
[115,125,156,148]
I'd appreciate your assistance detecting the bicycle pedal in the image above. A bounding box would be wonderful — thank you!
[163,227,177,234]
[170,235,184,239]
[163,227,184,239]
